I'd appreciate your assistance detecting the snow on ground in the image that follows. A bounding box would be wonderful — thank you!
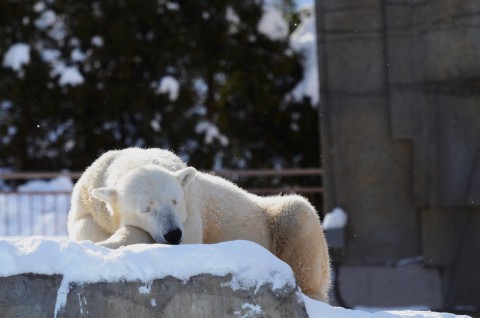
[0,237,470,318]
[302,295,469,318]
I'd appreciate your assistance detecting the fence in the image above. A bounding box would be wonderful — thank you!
[0,169,323,237]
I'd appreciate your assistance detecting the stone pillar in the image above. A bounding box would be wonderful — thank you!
[317,0,480,311]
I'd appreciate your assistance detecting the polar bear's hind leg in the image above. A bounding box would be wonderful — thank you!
[265,195,331,302]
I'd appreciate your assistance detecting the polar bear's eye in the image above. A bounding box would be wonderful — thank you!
[172,199,178,205]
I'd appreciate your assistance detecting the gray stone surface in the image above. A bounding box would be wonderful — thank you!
[0,273,307,318]
[317,0,480,311]
[0,274,62,318]
[336,265,443,309]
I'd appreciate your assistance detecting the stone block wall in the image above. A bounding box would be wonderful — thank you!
[316,0,480,311]
[0,273,307,318]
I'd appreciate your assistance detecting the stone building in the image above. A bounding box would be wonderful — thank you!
[316,0,480,314]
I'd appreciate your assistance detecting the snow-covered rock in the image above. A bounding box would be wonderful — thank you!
[0,238,305,317]
[0,238,470,318]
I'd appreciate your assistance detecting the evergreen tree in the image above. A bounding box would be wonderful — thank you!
[0,0,319,172]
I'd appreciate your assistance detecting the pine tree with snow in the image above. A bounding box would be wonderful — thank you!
[0,0,319,173]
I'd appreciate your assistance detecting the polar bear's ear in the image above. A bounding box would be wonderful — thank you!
[91,187,117,204]
[176,167,196,187]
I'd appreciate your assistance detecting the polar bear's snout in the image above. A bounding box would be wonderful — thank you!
[147,208,184,245]
[163,228,182,245]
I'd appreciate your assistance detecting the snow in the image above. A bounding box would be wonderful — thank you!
[323,207,348,230]
[34,10,57,30]
[165,2,180,11]
[156,75,180,101]
[150,113,162,132]
[301,295,469,318]
[41,48,62,63]
[195,120,229,146]
[39,48,85,87]
[33,1,46,12]
[18,176,73,193]
[289,12,319,105]
[234,303,264,318]
[226,7,240,25]
[32,3,66,43]
[90,35,104,47]
[258,7,289,40]
[0,237,469,318]
[2,43,31,72]
[70,48,86,62]
[58,66,84,86]
[226,7,241,34]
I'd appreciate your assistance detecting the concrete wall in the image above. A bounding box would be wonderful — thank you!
[0,273,307,318]
[316,0,480,313]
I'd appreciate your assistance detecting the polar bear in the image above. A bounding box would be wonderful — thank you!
[68,148,331,301]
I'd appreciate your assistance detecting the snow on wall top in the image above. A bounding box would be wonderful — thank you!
[0,237,295,292]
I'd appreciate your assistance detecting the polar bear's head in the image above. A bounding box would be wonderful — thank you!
[91,166,196,245]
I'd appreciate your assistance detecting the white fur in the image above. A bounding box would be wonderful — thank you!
[68,147,331,301]
[67,148,189,245]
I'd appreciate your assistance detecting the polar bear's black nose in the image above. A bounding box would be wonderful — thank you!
[164,229,182,245]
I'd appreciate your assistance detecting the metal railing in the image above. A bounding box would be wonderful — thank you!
[0,169,323,237]
[0,191,71,236]
[212,168,323,194]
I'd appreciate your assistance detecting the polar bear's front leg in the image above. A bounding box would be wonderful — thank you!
[69,214,110,242]
[97,225,155,249]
